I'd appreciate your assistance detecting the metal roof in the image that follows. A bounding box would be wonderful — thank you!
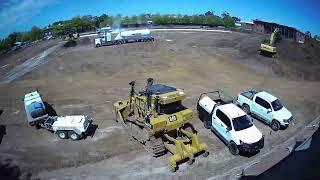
[253,20,304,34]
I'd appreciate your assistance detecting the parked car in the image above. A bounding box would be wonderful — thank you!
[197,91,264,155]
[237,90,293,131]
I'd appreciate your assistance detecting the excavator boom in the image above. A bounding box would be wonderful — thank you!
[260,28,279,57]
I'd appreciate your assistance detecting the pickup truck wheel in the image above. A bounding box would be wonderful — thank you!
[202,151,209,157]
[204,120,211,129]
[169,165,177,172]
[35,123,42,129]
[271,120,280,131]
[69,131,81,140]
[228,141,239,155]
[57,131,68,139]
[187,158,195,165]
[242,104,251,114]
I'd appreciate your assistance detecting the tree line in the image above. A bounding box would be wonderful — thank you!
[0,11,240,53]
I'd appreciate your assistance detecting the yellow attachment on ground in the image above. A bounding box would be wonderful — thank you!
[165,129,208,171]
[180,129,208,154]
[165,134,194,171]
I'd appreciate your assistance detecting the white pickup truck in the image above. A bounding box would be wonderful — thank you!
[197,91,264,155]
[237,90,293,131]
[24,91,92,140]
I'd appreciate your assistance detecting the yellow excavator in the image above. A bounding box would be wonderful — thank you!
[260,28,279,58]
[114,78,209,172]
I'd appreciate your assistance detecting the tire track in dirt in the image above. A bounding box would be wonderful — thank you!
[0,44,61,84]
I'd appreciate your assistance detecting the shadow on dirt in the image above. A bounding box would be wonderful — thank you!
[84,124,98,139]
[0,159,35,180]
[43,101,57,116]
[259,50,276,58]
[0,125,6,144]
[0,109,5,144]
[239,150,260,158]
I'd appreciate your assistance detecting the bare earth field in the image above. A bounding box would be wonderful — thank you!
[0,31,319,180]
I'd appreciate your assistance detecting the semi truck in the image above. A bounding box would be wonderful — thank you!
[197,91,264,155]
[95,29,154,47]
[24,91,92,140]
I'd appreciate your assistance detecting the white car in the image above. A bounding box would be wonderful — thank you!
[197,91,264,155]
[237,90,293,131]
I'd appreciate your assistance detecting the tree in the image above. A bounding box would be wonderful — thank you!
[71,16,83,32]
[152,14,164,25]
[52,24,63,36]
[181,15,191,24]
[222,14,235,28]
[0,38,12,52]
[221,11,230,18]
[205,11,214,16]
[137,14,148,24]
[29,26,43,41]
[305,31,312,39]
[21,32,32,42]
[232,16,241,22]
[8,32,23,44]
[206,15,223,27]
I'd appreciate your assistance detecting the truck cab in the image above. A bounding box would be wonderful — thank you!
[237,90,293,131]
[24,91,48,126]
[197,91,264,155]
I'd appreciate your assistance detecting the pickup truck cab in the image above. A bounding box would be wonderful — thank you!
[237,90,293,131]
[197,91,264,155]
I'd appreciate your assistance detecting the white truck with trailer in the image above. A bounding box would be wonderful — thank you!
[24,91,92,140]
[236,90,293,131]
[94,29,154,47]
[197,91,264,155]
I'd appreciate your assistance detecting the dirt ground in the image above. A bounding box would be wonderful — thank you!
[0,30,319,180]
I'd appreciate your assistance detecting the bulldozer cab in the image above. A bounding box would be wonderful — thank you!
[114,79,193,133]
[141,82,193,131]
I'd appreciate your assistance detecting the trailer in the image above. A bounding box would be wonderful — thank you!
[24,91,92,140]
[95,29,154,47]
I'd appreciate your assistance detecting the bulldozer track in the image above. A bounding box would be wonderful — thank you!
[118,118,166,157]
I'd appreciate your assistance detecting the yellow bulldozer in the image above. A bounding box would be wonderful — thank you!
[114,78,209,172]
[260,28,280,58]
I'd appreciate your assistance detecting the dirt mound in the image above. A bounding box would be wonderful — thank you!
[236,34,320,81]
[275,39,320,81]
